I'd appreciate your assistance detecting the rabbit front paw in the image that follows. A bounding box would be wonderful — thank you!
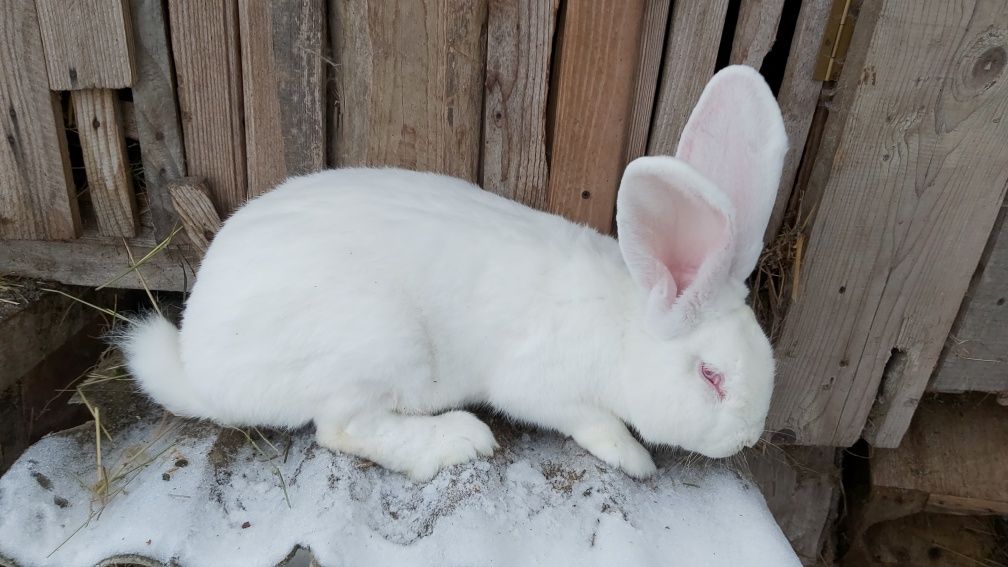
[572,419,657,478]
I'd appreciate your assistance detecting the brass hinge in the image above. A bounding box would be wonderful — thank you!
[813,0,856,81]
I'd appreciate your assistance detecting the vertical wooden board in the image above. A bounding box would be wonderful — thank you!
[646,0,729,155]
[0,3,80,240]
[768,0,1008,447]
[547,1,646,233]
[332,0,488,182]
[763,0,832,241]
[168,0,246,215]
[929,205,1008,393]
[35,0,135,89]
[71,89,138,236]
[781,0,883,239]
[119,100,138,139]
[624,0,671,164]
[729,0,785,68]
[239,0,325,198]
[482,0,558,209]
[129,0,187,240]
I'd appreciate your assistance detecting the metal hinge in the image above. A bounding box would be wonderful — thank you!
[813,0,856,81]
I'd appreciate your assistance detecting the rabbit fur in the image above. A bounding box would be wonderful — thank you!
[122,65,788,481]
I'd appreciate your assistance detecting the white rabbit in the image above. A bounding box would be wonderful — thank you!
[122,65,787,481]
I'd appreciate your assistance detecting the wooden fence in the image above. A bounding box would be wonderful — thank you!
[1,0,1006,450]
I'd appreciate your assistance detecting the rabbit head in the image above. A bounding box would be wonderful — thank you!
[615,65,787,459]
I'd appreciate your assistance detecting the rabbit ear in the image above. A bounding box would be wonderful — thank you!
[675,65,788,280]
[617,156,735,336]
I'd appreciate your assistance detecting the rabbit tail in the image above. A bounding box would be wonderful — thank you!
[120,314,203,417]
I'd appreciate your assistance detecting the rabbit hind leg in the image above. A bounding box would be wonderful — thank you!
[315,408,498,481]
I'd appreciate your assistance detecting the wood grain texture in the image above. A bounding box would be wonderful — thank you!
[769,0,1008,447]
[547,0,646,232]
[747,446,838,564]
[169,178,220,254]
[625,0,671,164]
[239,0,325,198]
[482,0,558,209]
[168,0,246,215]
[119,100,138,139]
[764,0,832,241]
[872,395,1008,514]
[782,0,882,236]
[729,0,785,68]
[646,0,729,155]
[0,232,194,291]
[929,204,1008,393]
[130,0,187,240]
[331,0,488,182]
[0,2,80,240]
[71,89,138,237]
[35,0,135,89]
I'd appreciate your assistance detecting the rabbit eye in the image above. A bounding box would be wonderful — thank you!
[700,363,725,399]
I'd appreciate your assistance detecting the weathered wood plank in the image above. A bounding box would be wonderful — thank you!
[929,204,1008,393]
[769,0,1008,447]
[779,0,882,239]
[71,89,138,237]
[747,446,838,565]
[0,3,80,240]
[37,0,141,239]
[35,0,135,90]
[872,394,1008,515]
[647,0,729,155]
[129,0,187,240]
[482,0,559,209]
[729,0,785,68]
[764,0,832,241]
[844,486,1007,564]
[239,0,325,198]
[0,234,193,292]
[547,1,646,233]
[624,0,671,164]
[168,178,220,255]
[331,0,488,182]
[120,100,138,139]
[168,0,246,215]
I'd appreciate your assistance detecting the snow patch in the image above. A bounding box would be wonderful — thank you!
[0,416,799,567]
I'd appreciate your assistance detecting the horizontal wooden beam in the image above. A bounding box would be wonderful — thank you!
[0,234,196,292]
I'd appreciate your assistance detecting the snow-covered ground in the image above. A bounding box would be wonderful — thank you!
[0,409,799,567]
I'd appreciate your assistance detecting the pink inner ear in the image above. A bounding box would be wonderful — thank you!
[616,157,734,333]
[675,66,788,279]
[643,190,729,295]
